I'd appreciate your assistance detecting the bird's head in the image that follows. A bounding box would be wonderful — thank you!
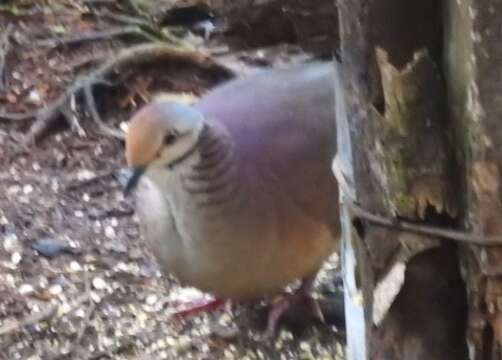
[124,101,205,194]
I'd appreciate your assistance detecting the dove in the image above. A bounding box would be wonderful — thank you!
[125,61,339,334]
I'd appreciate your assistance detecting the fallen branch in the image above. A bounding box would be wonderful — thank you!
[0,24,13,91]
[21,43,234,144]
[36,26,161,48]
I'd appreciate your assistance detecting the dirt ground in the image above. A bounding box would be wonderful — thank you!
[0,1,344,359]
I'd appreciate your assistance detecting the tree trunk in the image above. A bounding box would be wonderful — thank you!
[335,0,477,358]
[446,0,502,358]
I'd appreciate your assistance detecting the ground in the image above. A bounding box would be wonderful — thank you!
[0,1,343,359]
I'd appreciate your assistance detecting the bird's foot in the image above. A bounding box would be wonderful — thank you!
[171,298,225,319]
[264,292,324,338]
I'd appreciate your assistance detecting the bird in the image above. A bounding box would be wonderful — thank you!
[124,61,339,335]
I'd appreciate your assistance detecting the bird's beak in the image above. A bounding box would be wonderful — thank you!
[124,166,146,196]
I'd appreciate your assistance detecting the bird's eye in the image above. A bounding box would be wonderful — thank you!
[163,132,177,145]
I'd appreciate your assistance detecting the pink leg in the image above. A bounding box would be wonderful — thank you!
[265,275,323,337]
[171,298,225,319]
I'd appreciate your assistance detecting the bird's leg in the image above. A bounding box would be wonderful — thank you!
[265,274,324,337]
[171,298,226,319]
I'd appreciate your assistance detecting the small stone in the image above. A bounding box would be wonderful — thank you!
[19,284,35,295]
[165,336,176,346]
[69,261,82,272]
[4,233,20,253]
[49,284,63,296]
[299,342,311,352]
[11,252,22,265]
[77,169,95,181]
[74,210,84,218]
[90,291,102,303]
[146,294,158,305]
[23,184,34,194]
[104,226,115,238]
[82,193,90,202]
[92,277,107,290]
[32,237,68,257]
[27,90,42,105]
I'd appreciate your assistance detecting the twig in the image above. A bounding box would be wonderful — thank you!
[0,109,40,121]
[23,43,233,144]
[0,24,13,91]
[97,8,156,29]
[96,9,183,45]
[349,202,502,246]
[0,292,91,336]
[36,26,160,48]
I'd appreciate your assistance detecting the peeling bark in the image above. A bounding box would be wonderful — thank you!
[337,0,468,359]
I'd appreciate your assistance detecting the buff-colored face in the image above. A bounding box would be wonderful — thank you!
[124,101,204,193]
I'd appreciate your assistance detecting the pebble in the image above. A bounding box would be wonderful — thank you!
[32,237,68,257]
[104,226,115,239]
[18,284,35,295]
[23,184,33,195]
[49,284,63,296]
[146,294,158,305]
[11,252,22,265]
[4,233,20,253]
[92,277,107,290]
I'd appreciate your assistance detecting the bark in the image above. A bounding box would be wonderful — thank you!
[445,0,502,358]
[336,0,468,358]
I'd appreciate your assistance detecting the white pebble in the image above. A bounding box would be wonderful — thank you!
[74,210,84,218]
[90,291,102,303]
[49,284,63,296]
[299,341,311,352]
[27,90,42,105]
[23,184,33,194]
[77,169,95,181]
[104,226,115,238]
[92,277,107,290]
[146,294,158,305]
[11,252,22,265]
[3,233,20,252]
[19,284,35,295]
[69,261,82,272]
